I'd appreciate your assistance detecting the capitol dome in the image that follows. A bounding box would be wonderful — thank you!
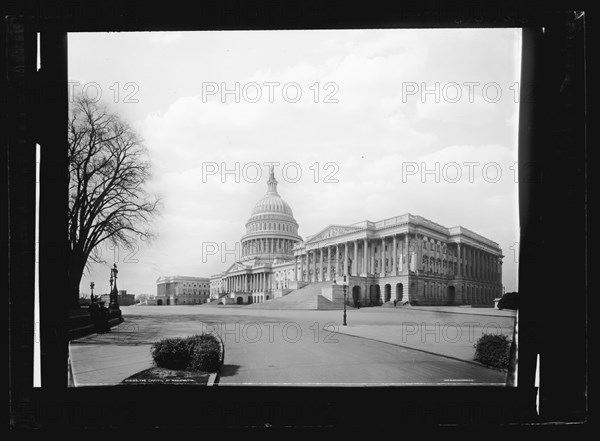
[241,166,302,261]
[251,193,294,217]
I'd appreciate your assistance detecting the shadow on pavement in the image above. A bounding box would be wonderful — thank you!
[219,364,241,377]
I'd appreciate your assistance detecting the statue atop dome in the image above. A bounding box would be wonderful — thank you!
[266,165,278,195]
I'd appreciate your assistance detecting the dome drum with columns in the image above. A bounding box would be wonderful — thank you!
[240,166,302,262]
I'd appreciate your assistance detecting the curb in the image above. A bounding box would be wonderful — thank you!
[207,332,225,387]
[331,326,508,373]
[406,306,517,319]
[67,354,75,387]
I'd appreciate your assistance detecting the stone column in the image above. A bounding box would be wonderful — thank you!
[370,241,375,275]
[363,239,368,275]
[344,242,349,277]
[483,253,487,282]
[404,234,410,273]
[327,245,331,280]
[469,247,473,279]
[483,251,486,282]
[380,238,385,275]
[334,245,338,278]
[353,240,358,276]
[499,258,502,285]
[294,256,298,281]
[480,252,484,282]
[417,235,423,273]
[392,235,397,275]
[319,248,324,282]
[311,250,316,282]
[495,256,498,282]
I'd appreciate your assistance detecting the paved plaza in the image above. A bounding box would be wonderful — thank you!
[69,305,516,386]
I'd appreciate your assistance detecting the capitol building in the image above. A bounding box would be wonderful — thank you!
[206,167,504,309]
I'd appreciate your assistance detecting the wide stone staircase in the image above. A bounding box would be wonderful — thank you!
[245,281,351,310]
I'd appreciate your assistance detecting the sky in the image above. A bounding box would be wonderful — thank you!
[68,29,521,296]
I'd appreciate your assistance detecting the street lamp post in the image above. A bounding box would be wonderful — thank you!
[109,263,120,310]
[343,274,347,326]
[90,281,95,303]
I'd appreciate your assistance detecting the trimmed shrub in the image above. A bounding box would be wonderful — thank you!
[473,333,511,369]
[151,334,221,372]
[497,291,518,310]
[188,334,221,372]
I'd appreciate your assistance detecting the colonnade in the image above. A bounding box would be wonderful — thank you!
[293,234,502,284]
[242,237,297,257]
[222,272,270,293]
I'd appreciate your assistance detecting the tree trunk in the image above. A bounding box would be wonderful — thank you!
[68,252,86,309]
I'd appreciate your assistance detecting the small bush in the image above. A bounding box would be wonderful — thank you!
[188,334,221,372]
[473,333,511,369]
[151,334,221,372]
[497,291,518,310]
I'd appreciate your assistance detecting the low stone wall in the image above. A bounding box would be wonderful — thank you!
[320,284,346,302]
[68,308,124,340]
[273,288,292,298]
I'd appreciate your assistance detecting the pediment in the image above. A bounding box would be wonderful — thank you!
[224,262,249,274]
[306,224,362,244]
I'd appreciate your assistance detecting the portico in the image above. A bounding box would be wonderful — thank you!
[290,213,503,306]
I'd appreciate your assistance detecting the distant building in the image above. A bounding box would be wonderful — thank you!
[156,275,210,306]
[118,290,136,306]
[97,290,136,306]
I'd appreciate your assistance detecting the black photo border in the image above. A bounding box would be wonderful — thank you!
[5,0,590,438]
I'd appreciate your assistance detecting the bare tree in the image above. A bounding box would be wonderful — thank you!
[68,97,159,308]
